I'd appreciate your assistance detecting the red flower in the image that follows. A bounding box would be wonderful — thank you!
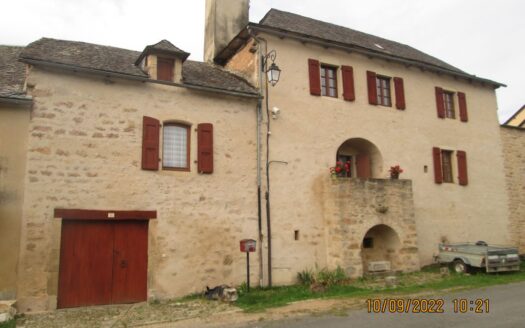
[335,167,342,173]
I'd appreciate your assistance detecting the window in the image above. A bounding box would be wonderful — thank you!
[320,65,337,97]
[443,91,455,119]
[441,150,453,183]
[157,57,174,82]
[162,123,190,170]
[376,76,391,106]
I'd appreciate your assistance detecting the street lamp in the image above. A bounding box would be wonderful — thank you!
[263,50,281,87]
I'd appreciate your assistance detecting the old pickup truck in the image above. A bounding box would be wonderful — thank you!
[436,242,521,273]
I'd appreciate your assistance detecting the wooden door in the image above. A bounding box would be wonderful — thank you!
[111,221,148,304]
[356,154,371,179]
[58,221,114,308]
[58,220,149,308]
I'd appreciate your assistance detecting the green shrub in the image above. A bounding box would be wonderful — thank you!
[297,266,347,287]
[297,269,314,285]
[0,319,16,328]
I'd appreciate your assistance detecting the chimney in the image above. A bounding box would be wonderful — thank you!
[204,0,249,63]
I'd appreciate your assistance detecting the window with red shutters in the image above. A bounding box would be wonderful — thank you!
[441,150,454,183]
[197,123,214,174]
[320,65,338,97]
[162,123,190,171]
[443,91,455,119]
[141,116,160,171]
[457,150,468,185]
[375,75,392,107]
[341,65,355,101]
[458,92,468,122]
[393,77,405,110]
[308,59,321,96]
[367,71,378,105]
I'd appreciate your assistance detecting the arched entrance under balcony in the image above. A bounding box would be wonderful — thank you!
[336,138,383,178]
[361,224,402,273]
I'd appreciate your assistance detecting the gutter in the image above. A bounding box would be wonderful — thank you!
[0,95,33,106]
[20,58,260,99]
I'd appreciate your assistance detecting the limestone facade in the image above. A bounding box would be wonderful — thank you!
[500,126,525,253]
[0,104,31,300]
[15,68,259,312]
[225,33,511,284]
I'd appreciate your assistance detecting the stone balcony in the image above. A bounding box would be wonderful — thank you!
[321,177,420,277]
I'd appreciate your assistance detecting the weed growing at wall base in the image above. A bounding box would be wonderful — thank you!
[236,263,525,312]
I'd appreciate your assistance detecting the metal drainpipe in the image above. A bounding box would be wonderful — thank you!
[248,29,275,287]
[249,28,266,288]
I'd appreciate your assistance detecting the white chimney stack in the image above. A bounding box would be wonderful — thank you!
[204,0,249,63]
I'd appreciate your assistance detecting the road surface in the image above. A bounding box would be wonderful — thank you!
[245,281,525,328]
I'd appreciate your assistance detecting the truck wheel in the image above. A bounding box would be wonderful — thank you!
[452,259,467,274]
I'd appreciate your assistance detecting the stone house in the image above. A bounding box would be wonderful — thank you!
[500,107,525,254]
[0,0,521,312]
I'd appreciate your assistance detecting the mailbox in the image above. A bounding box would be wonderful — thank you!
[240,239,256,252]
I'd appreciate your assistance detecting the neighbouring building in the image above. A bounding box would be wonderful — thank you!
[503,105,525,128]
[501,107,525,253]
[0,0,520,312]
[0,46,32,300]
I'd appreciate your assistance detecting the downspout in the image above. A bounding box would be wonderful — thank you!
[249,28,273,287]
[249,28,265,288]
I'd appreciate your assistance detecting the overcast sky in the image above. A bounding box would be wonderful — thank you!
[0,0,523,122]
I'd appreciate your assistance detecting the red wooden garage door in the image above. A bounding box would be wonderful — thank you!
[57,220,149,308]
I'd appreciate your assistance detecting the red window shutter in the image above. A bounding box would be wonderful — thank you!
[432,147,443,184]
[341,65,355,101]
[142,116,160,171]
[157,58,174,82]
[393,77,406,110]
[367,71,377,105]
[458,92,468,122]
[356,154,371,179]
[457,150,468,186]
[197,123,213,174]
[435,87,445,118]
[308,59,321,96]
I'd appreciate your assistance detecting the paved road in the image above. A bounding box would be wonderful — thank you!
[245,281,525,328]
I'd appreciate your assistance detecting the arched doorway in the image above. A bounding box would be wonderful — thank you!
[336,138,382,178]
[361,224,401,273]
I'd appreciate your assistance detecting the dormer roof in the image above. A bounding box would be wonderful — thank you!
[135,39,190,65]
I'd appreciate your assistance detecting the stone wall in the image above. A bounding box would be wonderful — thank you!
[322,177,419,277]
[16,67,258,312]
[0,104,31,300]
[500,126,525,253]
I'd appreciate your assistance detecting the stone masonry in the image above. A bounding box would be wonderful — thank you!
[322,177,420,277]
[500,126,525,253]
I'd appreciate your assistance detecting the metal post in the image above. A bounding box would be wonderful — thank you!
[246,252,250,292]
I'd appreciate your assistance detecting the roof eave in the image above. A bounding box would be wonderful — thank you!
[216,23,505,89]
[0,95,33,106]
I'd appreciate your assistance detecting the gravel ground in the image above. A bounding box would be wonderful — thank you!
[16,299,237,328]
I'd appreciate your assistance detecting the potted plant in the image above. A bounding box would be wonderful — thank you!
[389,165,404,179]
[330,160,351,178]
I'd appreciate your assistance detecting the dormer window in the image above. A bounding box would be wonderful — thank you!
[157,57,174,82]
[135,39,190,83]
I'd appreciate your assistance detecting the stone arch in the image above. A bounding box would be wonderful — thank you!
[336,138,383,178]
[361,224,402,273]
